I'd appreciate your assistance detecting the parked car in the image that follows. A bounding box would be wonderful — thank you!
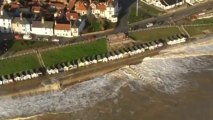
[42,37,49,41]
[23,34,32,40]
[51,38,60,42]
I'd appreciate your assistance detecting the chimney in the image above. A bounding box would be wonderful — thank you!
[0,6,3,16]
[41,17,44,24]
[20,12,23,20]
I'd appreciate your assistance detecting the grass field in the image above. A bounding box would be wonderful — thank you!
[184,25,213,37]
[0,54,40,75]
[128,6,152,24]
[139,2,162,16]
[41,39,107,66]
[129,27,182,42]
[8,40,55,52]
[192,18,213,25]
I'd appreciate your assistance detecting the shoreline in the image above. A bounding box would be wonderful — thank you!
[0,35,209,98]
[0,49,160,98]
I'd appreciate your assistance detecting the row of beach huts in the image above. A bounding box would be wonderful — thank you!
[0,34,188,85]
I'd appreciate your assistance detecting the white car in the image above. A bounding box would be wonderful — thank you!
[23,34,32,40]
[52,39,59,42]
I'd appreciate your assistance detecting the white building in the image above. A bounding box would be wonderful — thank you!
[0,10,12,33]
[54,23,72,37]
[70,18,86,37]
[90,0,120,23]
[12,16,31,34]
[142,0,184,10]
[185,0,204,5]
[31,18,54,36]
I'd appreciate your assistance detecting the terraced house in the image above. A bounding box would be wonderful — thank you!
[11,14,31,34]
[0,10,12,33]
[31,18,54,36]
[90,0,120,22]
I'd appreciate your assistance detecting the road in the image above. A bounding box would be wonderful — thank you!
[63,1,213,43]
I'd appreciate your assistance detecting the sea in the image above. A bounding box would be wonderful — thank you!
[0,35,213,120]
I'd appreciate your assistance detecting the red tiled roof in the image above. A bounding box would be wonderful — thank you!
[11,3,20,9]
[75,1,87,11]
[96,3,106,11]
[68,0,76,10]
[66,12,79,20]
[55,23,70,30]
[50,2,65,9]
[32,6,41,13]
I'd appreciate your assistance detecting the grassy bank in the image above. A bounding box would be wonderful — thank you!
[192,18,213,25]
[8,40,55,52]
[0,54,40,75]
[128,6,152,24]
[184,25,213,37]
[42,39,108,66]
[129,27,182,42]
[139,2,162,16]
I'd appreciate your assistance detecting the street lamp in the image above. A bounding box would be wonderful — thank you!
[136,0,139,16]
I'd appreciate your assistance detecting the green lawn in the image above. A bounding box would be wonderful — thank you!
[192,18,213,25]
[0,54,40,75]
[129,27,182,42]
[41,39,107,66]
[139,2,162,16]
[128,6,152,24]
[184,25,213,37]
[8,40,55,52]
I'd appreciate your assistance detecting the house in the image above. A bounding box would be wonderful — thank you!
[0,76,3,85]
[1,75,9,84]
[119,49,129,57]
[90,0,119,22]
[22,71,31,80]
[154,40,163,47]
[78,59,85,67]
[85,56,93,64]
[12,14,31,34]
[101,54,108,62]
[47,67,54,75]
[70,18,86,36]
[56,64,64,72]
[31,18,54,36]
[75,1,88,15]
[31,6,42,14]
[29,69,38,78]
[143,0,184,10]
[71,60,78,69]
[50,1,65,10]
[91,55,98,64]
[34,68,43,76]
[186,0,204,5]
[65,61,73,70]
[54,22,72,37]
[66,12,79,21]
[13,73,21,81]
[62,63,69,71]
[19,72,25,81]
[52,65,59,74]
[5,75,13,83]
[0,10,12,33]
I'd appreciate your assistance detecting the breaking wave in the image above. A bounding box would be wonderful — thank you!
[1,36,213,120]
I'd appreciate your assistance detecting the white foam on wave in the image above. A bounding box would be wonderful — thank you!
[1,37,213,119]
